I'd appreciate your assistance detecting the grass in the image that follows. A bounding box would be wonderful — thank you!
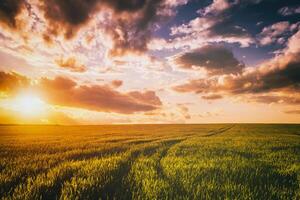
[0,124,299,199]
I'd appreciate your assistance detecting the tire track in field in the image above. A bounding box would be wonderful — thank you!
[98,146,155,199]
[156,138,188,198]
[292,132,300,137]
[155,126,234,198]
[17,139,165,200]
[2,126,232,199]
[115,138,187,200]
[203,125,235,137]
[1,145,130,199]
[3,141,153,199]
[50,140,165,200]
[88,140,172,199]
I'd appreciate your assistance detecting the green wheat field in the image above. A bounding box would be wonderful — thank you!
[0,124,300,199]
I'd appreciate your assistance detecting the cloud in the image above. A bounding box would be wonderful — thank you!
[257,21,299,46]
[42,0,100,39]
[199,0,231,15]
[41,0,185,55]
[250,95,300,105]
[0,0,24,28]
[0,71,29,94]
[128,91,162,106]
[105,0,167,56]
[153,0,255,50]
[196,0,251,40]
[173,54,300,95]
[55,56,87,72]
[38,76,162,114]
[172,45,244,75]
[278,6,300,16]
[173,30,300,105]
[177,103,191,119]
[111,80,123,88]
[0,71,163,114]
[201,94,223,100]
[0,0,187,56]
[284,110,300,114]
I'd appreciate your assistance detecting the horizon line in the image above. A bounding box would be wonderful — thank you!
[0,123,299,126]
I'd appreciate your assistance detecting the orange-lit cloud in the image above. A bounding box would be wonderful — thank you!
[0,0,187,55]
[111,80,123,88]
[250,95,300,105]
[173,30,300,105]
[38,76,162,114]
[0,0,299,124]
[0,71,162,114]
[201,94,223,100]
[0,71,29,94]
[55,56,87,72]
[284,110,300,114]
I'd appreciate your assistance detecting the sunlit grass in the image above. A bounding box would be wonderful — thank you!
[0,124,299,199]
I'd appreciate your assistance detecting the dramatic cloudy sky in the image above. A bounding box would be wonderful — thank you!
[0,0,299,124]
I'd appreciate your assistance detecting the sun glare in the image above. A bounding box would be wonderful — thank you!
[12,94,46,117]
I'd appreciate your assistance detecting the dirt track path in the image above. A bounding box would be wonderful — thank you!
[203,125,235,137]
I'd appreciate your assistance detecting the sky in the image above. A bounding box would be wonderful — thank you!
[0,0,299,124]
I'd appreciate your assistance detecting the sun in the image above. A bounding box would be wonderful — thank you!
[12,94,46,117]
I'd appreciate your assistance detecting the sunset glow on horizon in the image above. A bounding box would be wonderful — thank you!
[9,93,46,116]
[0,0,300,124]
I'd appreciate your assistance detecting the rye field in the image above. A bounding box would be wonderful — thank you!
[0,124,300,200]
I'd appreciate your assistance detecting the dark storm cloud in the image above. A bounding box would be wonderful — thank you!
[0,0,178,54]
[105,0,167,56]
[209,19,249,39]
[174,45,244,75]
[0,0,23,28]
[42,0,168,54]
[173,29,300,105]
[42,0,99,39]
[247,59,300,93]
[173,57,300,95]
[105,0,146,12]
[0,71,29,93]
